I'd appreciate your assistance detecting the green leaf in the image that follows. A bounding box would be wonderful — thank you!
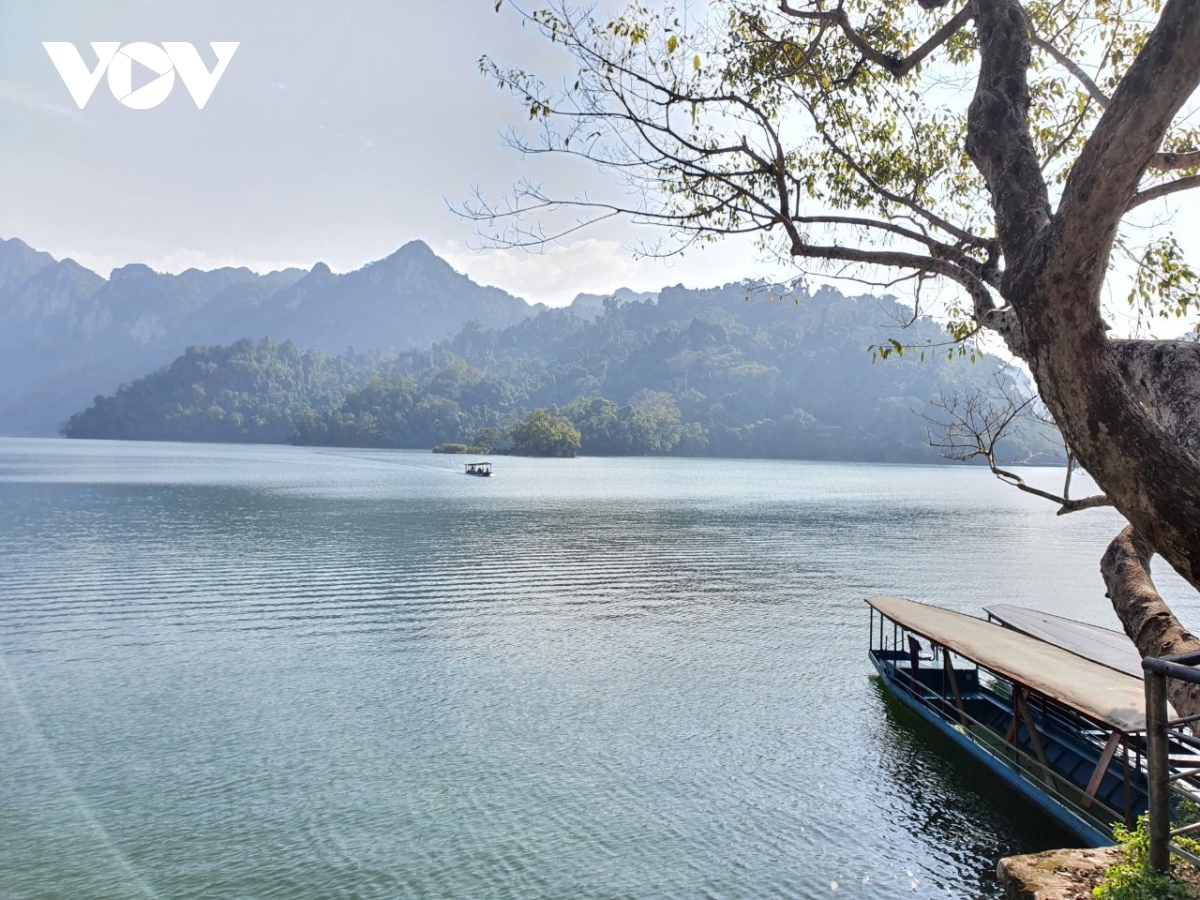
[667,34,678,54]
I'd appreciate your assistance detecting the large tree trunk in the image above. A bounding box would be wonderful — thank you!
[967,0,1200,596]
[1020,300,1200,595]
[1101,526,1200,717]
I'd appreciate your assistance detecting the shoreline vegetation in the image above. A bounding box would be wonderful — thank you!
[60,282,1058,464]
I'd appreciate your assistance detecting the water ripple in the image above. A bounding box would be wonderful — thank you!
[3,441,1191,899]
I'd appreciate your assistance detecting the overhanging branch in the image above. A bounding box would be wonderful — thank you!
[1030,32,1111,110]
[1150,149,1200,172]
[923,380,1109,514]
[1128,173,1200,211]
[776,2,972,78]
[787,240,1000,325]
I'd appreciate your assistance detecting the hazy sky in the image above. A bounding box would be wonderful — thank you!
[0,1,1195,320]
[0,0,770,307]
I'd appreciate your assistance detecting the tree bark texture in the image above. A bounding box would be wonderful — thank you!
[968,0,1200,596]
[1111,340,1200,460]
[1101,526,1200,717]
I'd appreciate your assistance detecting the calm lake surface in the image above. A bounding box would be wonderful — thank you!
[2,438,1196,900]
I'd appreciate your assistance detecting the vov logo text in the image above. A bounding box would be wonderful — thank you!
[43,42,240,110]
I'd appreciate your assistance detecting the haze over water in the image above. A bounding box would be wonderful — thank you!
[2,439,1194,899]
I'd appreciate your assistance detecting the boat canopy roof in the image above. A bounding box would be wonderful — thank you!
[985,604,1144,680]
[868,596,1148,733]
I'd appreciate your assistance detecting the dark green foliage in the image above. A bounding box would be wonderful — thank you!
[561,391,686,455]
[290,361,517,449]
[60,339,377,443]
[64,281,1057,463]
[1094,817,1200,899]
[509,409,582,457]
[473,427,504,453]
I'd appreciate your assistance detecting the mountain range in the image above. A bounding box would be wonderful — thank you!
[59,275,1058,465]
[3,234,1048,466]
[0,237,543,435]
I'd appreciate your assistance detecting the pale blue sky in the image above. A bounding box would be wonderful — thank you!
[0,1,1195,325]
[0,0,763,306]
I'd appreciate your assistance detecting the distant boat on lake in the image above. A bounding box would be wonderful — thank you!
[465,461,493,477]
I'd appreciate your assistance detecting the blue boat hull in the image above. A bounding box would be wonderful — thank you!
[871,653,1113,847]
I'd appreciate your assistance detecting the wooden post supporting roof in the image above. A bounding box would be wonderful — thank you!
[1081,730,1123,810]
[940,645,969,730]
[1005,687,1021,747]
[1015,688,1055,789]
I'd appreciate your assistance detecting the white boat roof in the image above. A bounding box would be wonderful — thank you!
[868,596,1148,733]
[985,604,1144,680]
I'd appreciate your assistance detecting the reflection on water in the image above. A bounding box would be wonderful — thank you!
[867,678,1077,896]
[0,439,1192,899]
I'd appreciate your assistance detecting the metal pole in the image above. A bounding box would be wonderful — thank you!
[1146,669,1171,874]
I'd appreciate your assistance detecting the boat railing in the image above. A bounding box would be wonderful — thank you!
[1143,651,1200,873]
[1025,689,1130,764]
[874,650,1131,836]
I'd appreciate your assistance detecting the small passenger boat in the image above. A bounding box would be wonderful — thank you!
[869,596,1151,845]
[465,461,493,477]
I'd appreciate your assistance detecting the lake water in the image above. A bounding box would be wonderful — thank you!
[2,438,1196,900]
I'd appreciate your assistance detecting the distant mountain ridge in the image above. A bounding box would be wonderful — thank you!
[568,287,658,320]
[0,237,541,435]
[60,281,1059,465]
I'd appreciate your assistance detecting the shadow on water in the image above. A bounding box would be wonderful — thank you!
[867,676,1083,896]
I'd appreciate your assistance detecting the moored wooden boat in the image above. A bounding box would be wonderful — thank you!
[869,596,1150,846]
[984,604,1144,680]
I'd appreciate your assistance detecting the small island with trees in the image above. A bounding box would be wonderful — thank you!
[433,414,580,457]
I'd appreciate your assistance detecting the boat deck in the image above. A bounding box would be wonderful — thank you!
[868,598,1152,845]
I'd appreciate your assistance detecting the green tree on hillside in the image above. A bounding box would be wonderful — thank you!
[509,409,582,457]
[627,390,685,454]
[60,338,373,443]
[473,427,504,453]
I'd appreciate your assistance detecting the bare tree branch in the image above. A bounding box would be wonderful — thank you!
[1030,32,1111,111]
[1128,173,1200,211]
[922,377,1111,515]
[776,2,972,78]
[1150,149,1200,172]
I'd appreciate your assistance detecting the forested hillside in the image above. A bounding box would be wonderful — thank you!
[62,340,379,444]
[0,237,537,435]
[64,282,1055,463]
